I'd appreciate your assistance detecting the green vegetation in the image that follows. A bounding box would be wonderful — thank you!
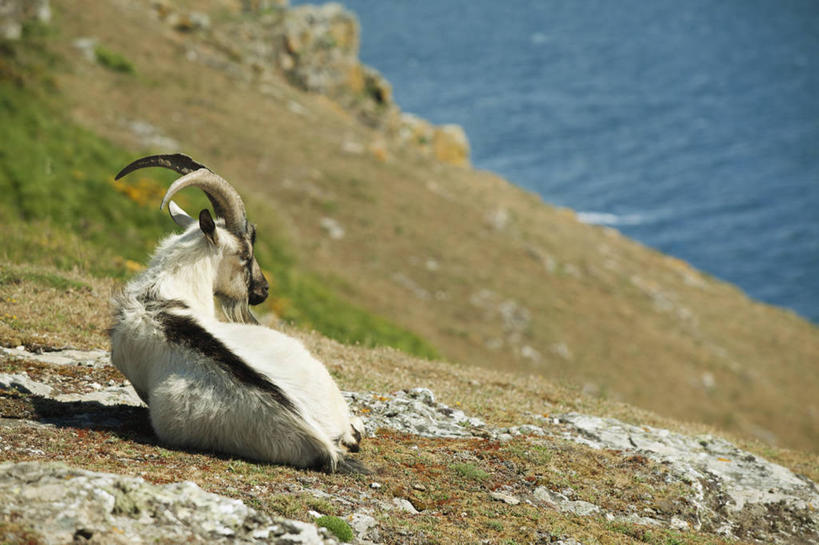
[315,516,353,542]
[262,267,438,359]
[450,462,490,482]
[94,44,135,74]
[0,36,437,359]
[0,268,88,291]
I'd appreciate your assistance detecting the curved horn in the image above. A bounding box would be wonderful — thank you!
[116,154,247,233]
[159,169,247,233]
[115,153,209,180]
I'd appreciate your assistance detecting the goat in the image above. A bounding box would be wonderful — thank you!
[110,154,365,472]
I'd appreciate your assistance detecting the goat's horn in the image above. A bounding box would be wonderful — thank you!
[159,169,247,234]
[116,154,247,233]
[115,153,209,180]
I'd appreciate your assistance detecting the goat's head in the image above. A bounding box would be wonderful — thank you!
[116,154,269,313]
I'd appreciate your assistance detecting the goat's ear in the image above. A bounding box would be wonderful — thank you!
[199,209,217,244]
[168,201,196,229]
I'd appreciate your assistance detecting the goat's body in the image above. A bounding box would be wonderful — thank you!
[111,225,362,470]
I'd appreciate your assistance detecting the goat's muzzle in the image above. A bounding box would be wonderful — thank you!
[249,284,268,306]
[249,271,269,306]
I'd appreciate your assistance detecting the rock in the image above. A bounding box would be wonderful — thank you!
[490,491,521,506]
[240,0,289,14]
[533,486,601,516]
[0,462,338,544]
[54,385,144,407]
[5,344,816,543]
[341,140,364,154]
[0,0,50,40]
[0,346,111,368]
[319,217,345,240]
[392,272,431,300]
[72,36,97,62]
[392,497,418,514]
[432,124,470,167]
[549,342,572,361]
[0,372,53,397]
[556,413,819,542]
[276,3,362,95]
[348,512,377,540]
[124,119,180,150]
[344,388,486,439]
[485,206,510,231]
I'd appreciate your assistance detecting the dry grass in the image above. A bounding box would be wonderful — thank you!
[1,265,816,544]
[3,0,819,458]
[0,263,114,350]
[2,265,817,487]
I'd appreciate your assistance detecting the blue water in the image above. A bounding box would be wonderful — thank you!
[295,0,819,323]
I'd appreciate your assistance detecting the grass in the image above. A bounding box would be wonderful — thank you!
[33,0,819,457]
[1,275,816,544]
[0,35,438,358]
[0,0,816,512]
[451,462,490,482]
[315,516,353,542]
[94,45,135,74]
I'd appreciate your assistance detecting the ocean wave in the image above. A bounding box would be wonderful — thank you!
[576,211,647,226]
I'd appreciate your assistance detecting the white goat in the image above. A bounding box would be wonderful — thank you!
[110,154,364,472]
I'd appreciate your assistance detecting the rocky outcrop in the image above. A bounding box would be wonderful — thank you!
[0,0,50,40]
[0,462,338,544]
[2,346,817,544]
[147,0,470,166]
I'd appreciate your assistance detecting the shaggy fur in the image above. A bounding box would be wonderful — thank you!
[110,209,364,472]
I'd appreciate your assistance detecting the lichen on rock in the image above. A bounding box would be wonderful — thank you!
[0,461,339,544]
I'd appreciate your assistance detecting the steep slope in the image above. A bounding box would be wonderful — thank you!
[1,0,818,454]
[1,272,818,544]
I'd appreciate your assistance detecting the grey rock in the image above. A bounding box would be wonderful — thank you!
[344,388,485,439]
[349,512,377,540]
[55,385,144,407]
[533,486,601,516]
[0,0,50,40]
[5,344,818,543]
[72,36,97,61]
[0,462,338,545]
[320,217,345,240]
[490,491,521,506]
[0,372,52,396]
[556,413,819,543]
[0,346,111,368]
[124,119,180,151]
[392,498,418,514]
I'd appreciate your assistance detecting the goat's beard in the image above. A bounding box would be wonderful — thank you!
[217,295,259,325]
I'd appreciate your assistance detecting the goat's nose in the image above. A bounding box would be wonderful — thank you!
[249,283,269,306]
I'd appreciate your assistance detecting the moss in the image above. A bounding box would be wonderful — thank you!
[450,462,490,482]
[315,516,353,542]
[94,45,135,74]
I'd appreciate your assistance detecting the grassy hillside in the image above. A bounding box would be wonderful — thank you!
[1,0,818,455]
[0,21,437,359]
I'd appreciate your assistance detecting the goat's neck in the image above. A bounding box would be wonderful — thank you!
[141,250,220,318]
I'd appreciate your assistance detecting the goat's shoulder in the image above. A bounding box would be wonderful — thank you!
[157,310,301,413]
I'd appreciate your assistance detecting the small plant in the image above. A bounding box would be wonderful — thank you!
[451,462,490,482]
[315,516,353,542]
[94,45,135,74]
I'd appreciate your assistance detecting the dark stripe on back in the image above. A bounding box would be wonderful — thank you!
[138,293,189,313]
[157,311,297,413]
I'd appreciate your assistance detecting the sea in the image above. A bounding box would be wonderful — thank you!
[294,0,819,324]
